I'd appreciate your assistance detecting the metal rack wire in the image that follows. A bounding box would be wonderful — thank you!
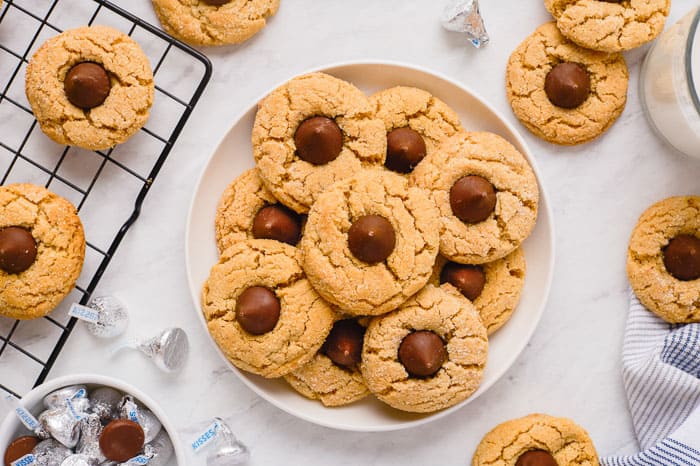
[0,0,212,397]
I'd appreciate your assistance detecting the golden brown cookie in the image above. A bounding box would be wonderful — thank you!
[252,72,387,213]
[301,168,439,316]
[472,413,599,466]
[360,285,488,413]
[506,22,628,145]
[369,86,463,174]
[410,131,538,264]
[431,247,526,335]
[0,184,85,320]
[627,196,700,323]
[284,318,370,407]
[545,0,670,53]
[152,0,279,47]
[25,25,154,151]
[214,168,304,253]
[201,239,336,378]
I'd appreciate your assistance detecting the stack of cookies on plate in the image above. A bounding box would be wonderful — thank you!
[202,72,540,413]
[506,0,671,145]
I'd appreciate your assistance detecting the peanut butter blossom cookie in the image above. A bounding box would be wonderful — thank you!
[506,22,628,145]
[361,285,488,413]
[369,86,462,174]
[152,0,279,46]
[433,247,526,335]
[545,0,670,53]
[284,318,370,407]
[301,169,439,316]
[410,131,538,264]
[472,414,600,466]
[252,72,387,213]
[201,239,336,377]
[214,168,303,253]
[627,196,700,323]
[25,25,154,151]
[0,184,85,320]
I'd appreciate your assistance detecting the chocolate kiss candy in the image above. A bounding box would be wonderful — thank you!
[64,62,111,109]
[398,331,447,378]
[441,0,490,48]
[450,175,497,224]
[385,127,427,174]
[545,62,591,109]
[252,205,302,246]
[38,408,80,449]
[118,396,162,443]
[322,319,365,367]
[663,234,700,281]
[347,215,396,264]
[75,414,106,463]
[294,116,343,165]
[516,450,558,466]
[206,418,250,466]
[89,387,122,422]
[440,262,486,300]
[0,226,37,274]
[42,385,89,413]
[235,286,281,335]
[144,430,175,466]
[202,0,231,5]
[84,296,129,339]
[114,328,189,373]
[60,454,94,466]
[32,439,72,465]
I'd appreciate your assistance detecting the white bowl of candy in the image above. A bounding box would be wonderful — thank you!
[0,374,186,465]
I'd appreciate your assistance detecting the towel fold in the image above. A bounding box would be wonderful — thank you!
[601,291,700,466]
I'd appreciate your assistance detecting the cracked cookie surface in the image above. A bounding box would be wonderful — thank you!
[627,196,700,323]
[545,0,670,53]
[472,413,599,466]
[284,352,370,407]
[252,72,387,213]
[410,131,538,264]
[431,247,526,335]
[0,184,85,320]
[25,25,154,151]
[369,86,463,173]
[506,22,628,145]
[152,0,279,46]
[202,239,336,378]
[361,285,488,413]
[301,168,439,316]
[214,168,280,254]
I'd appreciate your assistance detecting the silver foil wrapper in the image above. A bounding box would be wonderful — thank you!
[144,430,174,466]
[75,414,106,464]
[136,328,189,373]
[33,439,72,466]
[206,418,250,466]
[88,387,122,423]
[84,296,129,339]
[38,408,80,449]
[118,396,162,443]
[59,454,96,466]
[42,386,89,413]
[441,0,489,48]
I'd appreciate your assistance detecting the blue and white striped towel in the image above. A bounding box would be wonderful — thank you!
[602,291,700,466]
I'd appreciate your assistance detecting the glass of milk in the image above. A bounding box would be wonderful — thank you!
[640,7,700,159]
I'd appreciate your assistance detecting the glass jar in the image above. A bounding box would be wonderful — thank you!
[640,7,700,159]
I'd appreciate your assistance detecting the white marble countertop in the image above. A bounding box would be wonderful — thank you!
[4,0,700,464]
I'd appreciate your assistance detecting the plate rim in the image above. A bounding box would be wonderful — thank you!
[185,59,556,432]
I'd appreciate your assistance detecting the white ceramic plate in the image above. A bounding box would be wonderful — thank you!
[0,374,186,464]
[186,61,555,432]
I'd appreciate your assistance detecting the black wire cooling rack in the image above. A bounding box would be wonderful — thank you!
[0,0,212,397]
